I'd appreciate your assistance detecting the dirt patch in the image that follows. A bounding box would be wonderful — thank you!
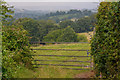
[74,70,95,78]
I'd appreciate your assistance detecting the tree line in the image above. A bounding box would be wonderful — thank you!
[14,9,96,23]
[11,14,96,42]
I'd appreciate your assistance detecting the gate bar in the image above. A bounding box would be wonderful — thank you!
[34,60,91,63]
[32,49,89,51]
[30,42,89,44]
[32,55,91,57]
[33,67,91,70]
[32,64,91,67]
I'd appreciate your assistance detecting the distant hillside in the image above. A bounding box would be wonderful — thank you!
[13,9,96,23]
[13,9,49,19]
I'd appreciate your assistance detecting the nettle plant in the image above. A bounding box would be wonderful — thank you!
[91,2,120,79]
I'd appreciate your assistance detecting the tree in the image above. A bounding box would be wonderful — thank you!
[13,18,59,42]
[57,26,78,42]
[59,20,77,29]
[43,29,62,42]
[59,15,96,33]
[76,14,96,33]
[43,26,78,42]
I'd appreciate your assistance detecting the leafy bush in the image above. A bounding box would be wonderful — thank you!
[1,1,34,78]
[91,2,120,79]
[2,25,33,78]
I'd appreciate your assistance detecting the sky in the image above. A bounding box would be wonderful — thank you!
[4,0,102,11]
[5,0,119,2]
[5,0,102,2]
[6,2,99,11]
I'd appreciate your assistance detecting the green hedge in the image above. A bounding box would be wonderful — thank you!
[1,1,34,78]
[91,2,120,79]
[2,25,33,78]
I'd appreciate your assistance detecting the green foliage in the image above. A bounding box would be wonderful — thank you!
[43,29,62,42]
[13,13,96,42]
[1,0,33,78]
[43,26,78,42]
[13,18,59,42]
[77,35,88,42]
[59,20,77,29]
[76,14,96,33]
[91,2,120,79]
[0,0,14,22]
[2,25,33,78]
[59,14,96,33]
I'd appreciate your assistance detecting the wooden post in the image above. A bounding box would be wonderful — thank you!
[90,56,92,70]
[100,72,102,78]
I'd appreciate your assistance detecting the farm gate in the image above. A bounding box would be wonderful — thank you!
[30,42,93,70]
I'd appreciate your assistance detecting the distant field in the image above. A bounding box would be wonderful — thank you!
[77,31,93,41]
[14,43,91,78]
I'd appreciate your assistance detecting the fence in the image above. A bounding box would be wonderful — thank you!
[31,42,93,70]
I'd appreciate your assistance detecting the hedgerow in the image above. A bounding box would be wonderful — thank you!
[2,25,33,78]
[1,0,34,78]
[91,2,120,79]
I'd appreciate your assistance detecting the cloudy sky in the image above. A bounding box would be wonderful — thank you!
[5,0,102,2]
[4,0,102,11]
[6,2,99,11]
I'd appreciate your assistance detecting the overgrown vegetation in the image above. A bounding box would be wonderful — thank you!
[1,0,33,78]
[2,25,33,78]
[91,2,120,79]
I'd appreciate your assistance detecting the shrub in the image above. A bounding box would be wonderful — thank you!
[1,0,34,78]
[2,25,33,78]
[91,2,120,79]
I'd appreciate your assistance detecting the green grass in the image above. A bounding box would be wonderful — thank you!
[14,43,91,78]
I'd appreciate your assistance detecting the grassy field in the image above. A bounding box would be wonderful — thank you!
[77,31,93,41]
[14,43,91,78]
